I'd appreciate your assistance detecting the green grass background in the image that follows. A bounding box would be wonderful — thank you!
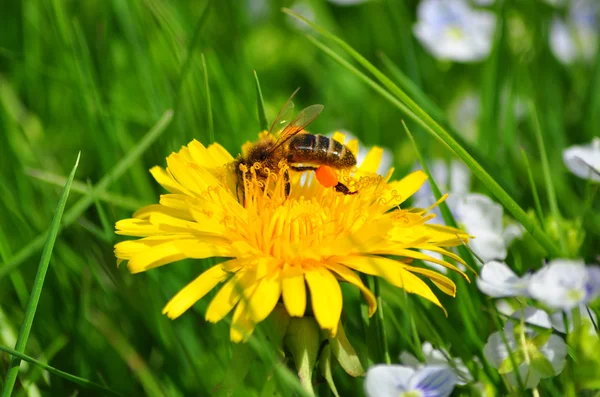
[1,0,599,396]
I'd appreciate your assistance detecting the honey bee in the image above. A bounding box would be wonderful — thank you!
[233,89,357,202]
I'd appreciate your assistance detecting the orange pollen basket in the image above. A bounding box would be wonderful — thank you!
[315,165,339,188]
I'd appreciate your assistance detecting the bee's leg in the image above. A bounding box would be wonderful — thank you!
[334,182,357,195]
[289,165,318,172]
[284,169,291,197]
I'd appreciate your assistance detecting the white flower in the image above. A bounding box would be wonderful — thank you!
[483,322,567,389]
[550,0,599,64]
[413,0,496,62]
[400,342,474,385]
[509,307,553,329]
[454,193,524,263]
[477,261,531,298]
[501,305,598,335]
[528,259,600,310]
[563,137,600,182]
[364,364,457,397]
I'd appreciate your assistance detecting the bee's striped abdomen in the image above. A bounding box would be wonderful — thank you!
[287,134,356,168]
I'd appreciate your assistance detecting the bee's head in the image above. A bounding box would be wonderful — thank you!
[246,139,275,164]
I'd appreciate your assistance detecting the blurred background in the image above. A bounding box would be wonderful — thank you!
[1,0,599,395]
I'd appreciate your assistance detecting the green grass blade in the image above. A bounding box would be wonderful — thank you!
[284,10,563,258]
[201,53,214,143]
[521,149,545,227]
[373,278,391,364]
[377,52,445,122]
[528,101,567,255]
[402,122,483,354]
[477,10,504,156]
[378,52,519,198]
[25,168,146,211]
[0,110,173,282]
[173,2,211,107]
[0,345,123,397]
[2,152,80,397]
[254,70,268,131]
[401,121,478,273]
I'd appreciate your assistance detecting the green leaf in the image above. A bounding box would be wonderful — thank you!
[254,70,268,132]
[529,350,555,378]
[2,153,79,396]
[220,343,257,392]
[329,321,364,377]
[318,344,341,397]
[531,332,552,349]
[284,317,321,396]
[263,305,291,354]
[498,350,524,375]
[567,323,600,389]
[283,7,563,259]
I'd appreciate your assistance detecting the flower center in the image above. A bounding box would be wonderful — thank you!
[566,288,585,303]
[447,25,465,40]
[221,161,386,262]
[399,391,423,397]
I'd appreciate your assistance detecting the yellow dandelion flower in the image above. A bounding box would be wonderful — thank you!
[114,132,470,342]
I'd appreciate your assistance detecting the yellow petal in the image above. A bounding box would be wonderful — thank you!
[358,147,383,174]
[162,263,230,319]
[378,170,428,210]
[324,261,377,317]
[205,269,258,323]
[331,132,346,144]
[230,298,255,343]
[396,267,446,315]
[346,139,359,158]
[114,236,174,260]
[208,142,235,165]
[385,248,469,281]
[127,241,187,273]
[166,153,219,195]
[149,212,226,235]
[150,166,188,194]
[420,245,475,275]
[172,239,231,258]
[247,269,282,323]
[115,218,161,237]
[126,240,229,273]
[281,263,307,317]
[333,255,446,315]
[305,266,342,335]
[399,265,456,296]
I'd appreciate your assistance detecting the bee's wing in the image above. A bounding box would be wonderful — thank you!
[268,104,324,155]
[269,88,299,134]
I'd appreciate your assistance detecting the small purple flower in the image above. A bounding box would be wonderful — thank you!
[364,365,457,397]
